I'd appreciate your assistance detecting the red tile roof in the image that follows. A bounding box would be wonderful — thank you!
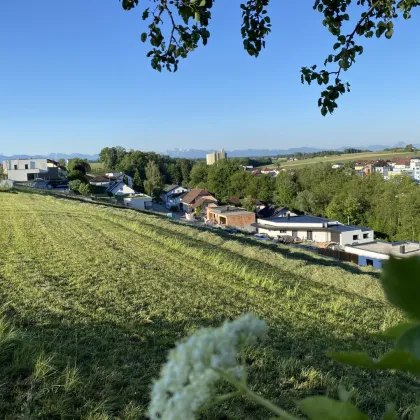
[181,188,211,205]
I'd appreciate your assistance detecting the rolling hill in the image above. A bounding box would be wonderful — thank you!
[0,192,417,418]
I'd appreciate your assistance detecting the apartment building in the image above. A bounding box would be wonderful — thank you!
[206,149,227,165]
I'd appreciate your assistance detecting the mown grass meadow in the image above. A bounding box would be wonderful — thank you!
[0,192,418,419]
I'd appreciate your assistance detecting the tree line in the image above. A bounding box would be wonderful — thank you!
[90,147,420,241]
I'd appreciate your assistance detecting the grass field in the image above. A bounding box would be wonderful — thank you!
[0,192,419,418]
[90,161,105,175]
[268,151,417,170]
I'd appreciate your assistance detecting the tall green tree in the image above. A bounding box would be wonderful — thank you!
[133,168,143,191]
[67,159,91,175]
[144,160,163,199]
[179,159,192,186]
[121,0,419,114]
[207,160,240,200]
[167,163,182,185]
[229,171,252,198]
[99,146,127,171]
[189,162,209,188]
[275,172,299,207]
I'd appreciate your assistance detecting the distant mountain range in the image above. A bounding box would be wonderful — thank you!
[0,141,417,163]
[0,153,99,163]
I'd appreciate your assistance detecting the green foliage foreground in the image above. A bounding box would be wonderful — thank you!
[0,193,419,418]
[149,258,420,419]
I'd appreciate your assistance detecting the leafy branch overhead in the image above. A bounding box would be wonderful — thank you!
[120,0,419,115]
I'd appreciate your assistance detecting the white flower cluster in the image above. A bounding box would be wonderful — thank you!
[148,313,267,420]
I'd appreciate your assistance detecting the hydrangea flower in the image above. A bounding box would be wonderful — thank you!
[148,313,267,420]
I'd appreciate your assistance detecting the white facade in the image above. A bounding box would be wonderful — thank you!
[257,215,374,247]
[373,166,392,180]
[345,241,420,269]
[123,195,153,210]
[109,182,135,196]
[206,149,227,165]
[162,185,189,209]
[410,158,420,181]
[4,159,52,181]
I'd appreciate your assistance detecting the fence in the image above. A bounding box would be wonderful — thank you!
[317,247,359,264]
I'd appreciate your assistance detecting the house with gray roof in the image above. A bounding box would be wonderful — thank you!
[254,214,374,247]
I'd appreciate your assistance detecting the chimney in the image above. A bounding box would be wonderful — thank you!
[400,244,406,254]
[287,213,290,220]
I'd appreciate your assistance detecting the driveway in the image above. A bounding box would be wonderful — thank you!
[151,202,184,221]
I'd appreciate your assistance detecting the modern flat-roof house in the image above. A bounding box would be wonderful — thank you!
[255,215,374,247]
[162,185,189,209]
[3,158,66,182]
[206,206,256,231]
[180,188,218,213]
[345,241,420,269]
[123,195,153,210]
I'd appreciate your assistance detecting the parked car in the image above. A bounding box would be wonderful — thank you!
[254,234,270,241]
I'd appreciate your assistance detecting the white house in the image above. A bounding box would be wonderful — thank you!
[410,158,420,181]
[123,195,153,210]
[345,241,420,269]
[255,215,374,247]
[162,185,189,209]
[3,158,66,181]
[373,165,392,180]
[107,181,135,196]
[332,163,344,169]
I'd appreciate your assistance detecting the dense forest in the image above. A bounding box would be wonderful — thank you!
[96,147,420,242]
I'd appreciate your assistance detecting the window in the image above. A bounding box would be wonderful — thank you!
[307,230,313,240]
[292,230,298,238]
[353,234,359,240]
[27,173,36,181]
[25,164,28,169]
[363,233,369,239]
[279,230,287,233]
[366,259,374,267]
[14,165,18,170]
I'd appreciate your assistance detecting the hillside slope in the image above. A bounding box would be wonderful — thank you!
[0,193,418,418]
[272,151,416,169]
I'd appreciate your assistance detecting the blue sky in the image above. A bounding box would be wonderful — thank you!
[1,1,419,155]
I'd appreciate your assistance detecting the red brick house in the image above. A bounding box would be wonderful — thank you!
[206,206,256,231]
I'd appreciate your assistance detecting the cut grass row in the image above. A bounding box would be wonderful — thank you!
[0,192,418,418]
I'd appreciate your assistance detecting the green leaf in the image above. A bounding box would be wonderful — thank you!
[328,352,376,369]
[376,349,420,373]
[381,322,419,339]
[381,257,420,319]
[330,349,420,374]
[298,396,368,420]
[141,32,147,43]
[396,324,420,359]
